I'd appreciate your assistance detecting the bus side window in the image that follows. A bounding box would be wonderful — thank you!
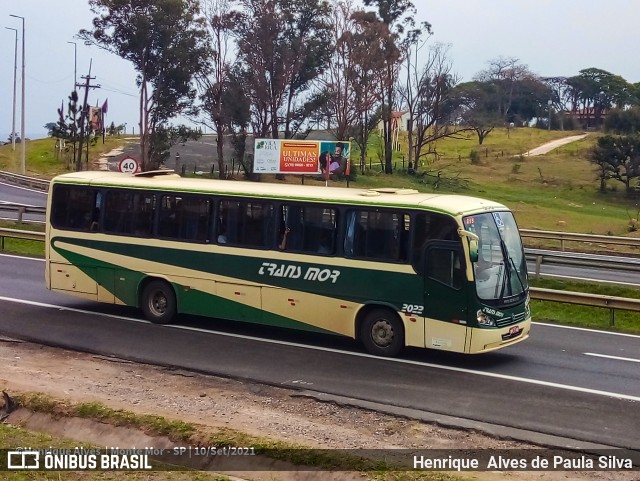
[344,210,407,262]
[219,199,272,248]
[159,195,181,238]
[50,185,98,231]
[279,205,337,254]
[425,247,463,289]
[412,212,459,274]
[178,196,209,241]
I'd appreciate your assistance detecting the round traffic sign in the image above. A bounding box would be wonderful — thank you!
[118,156,140,173]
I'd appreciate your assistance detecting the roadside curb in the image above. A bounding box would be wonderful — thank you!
[294,390,623,454]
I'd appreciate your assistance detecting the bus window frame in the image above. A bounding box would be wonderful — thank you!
[214,197,274,250]
[277,201,340,256]
[343,207,410,264]
[50,184,101,233]
[156,192,212,244]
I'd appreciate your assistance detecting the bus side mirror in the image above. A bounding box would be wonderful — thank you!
[458,228,479,263]
[468,239,479,263]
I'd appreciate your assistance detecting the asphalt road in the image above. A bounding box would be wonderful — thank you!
[1,254,639,451]
[0,181,47,223]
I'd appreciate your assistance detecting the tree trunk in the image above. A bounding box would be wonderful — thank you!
[384,80,393,174]
[216,124,225,180]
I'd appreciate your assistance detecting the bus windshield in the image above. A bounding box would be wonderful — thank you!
[463,212,528,305]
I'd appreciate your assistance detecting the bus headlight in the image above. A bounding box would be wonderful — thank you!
[477,310,496,327]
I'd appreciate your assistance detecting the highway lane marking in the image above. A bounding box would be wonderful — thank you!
[584,352,640,363]
[1,257,639,343]
[0,181,48,195]
[1,294,640,403]
[534,321,640,338]
[0,254,45,261]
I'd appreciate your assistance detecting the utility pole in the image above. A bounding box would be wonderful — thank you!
[75,60,100,171]
[5,27,18,151]
[67,41,77,87]
[9,14,25,174]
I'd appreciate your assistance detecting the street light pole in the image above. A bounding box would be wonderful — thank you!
[67,41,77,87]
[5,27,18,151]
[548,99,552,131]
[10,14,26,175]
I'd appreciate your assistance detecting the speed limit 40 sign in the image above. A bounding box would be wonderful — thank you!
[118,156,140,173]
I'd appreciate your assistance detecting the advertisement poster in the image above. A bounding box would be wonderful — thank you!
[89,106,103,132]
[254,139,350,176]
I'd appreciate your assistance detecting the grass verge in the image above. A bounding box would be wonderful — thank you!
[530,277,640,333]
[0,220,45,257]
[10,393,471,480]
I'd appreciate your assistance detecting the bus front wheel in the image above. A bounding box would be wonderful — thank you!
[360,308,404,357]
[141,280,176,324]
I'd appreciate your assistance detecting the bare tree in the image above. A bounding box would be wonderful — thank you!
[319,0,358,141]
[199,0,239,179]
[363,0,428,174]
[403,43,463,169]
[319,1,386,153]
[542,76,573,130]
[345,10,389,171]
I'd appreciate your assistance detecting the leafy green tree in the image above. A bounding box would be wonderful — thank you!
[568,68,632,128]
[507,77,553,126]
[221,68,253,178]
[234,0,333,140]
[590,134,640,193]
[474,57,538,123]
[604,107,640,134]
[631,83,640,106]
[80,0,210,170]
[50,90,85,169]
[148,125,202,168]
[452,81,502,145]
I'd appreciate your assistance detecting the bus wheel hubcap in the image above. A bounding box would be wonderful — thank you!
[371,320,393,347]
[151,292,167,315]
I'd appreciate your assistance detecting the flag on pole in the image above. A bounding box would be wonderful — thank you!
[324,152,330,184]
[101,98,108,114]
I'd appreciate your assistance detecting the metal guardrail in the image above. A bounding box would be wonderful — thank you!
[0,203,46,223]
[525,248,640,277]
[0,170,50,192]
[0,227,45,251]
[530,287,640,326]
[520,229,640,250]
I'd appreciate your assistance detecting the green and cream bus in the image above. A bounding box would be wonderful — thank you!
[45,170,531,357]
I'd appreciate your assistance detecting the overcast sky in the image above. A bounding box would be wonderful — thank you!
[1,0,639,141]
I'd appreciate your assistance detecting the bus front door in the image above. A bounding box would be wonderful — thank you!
[422,243,469,352]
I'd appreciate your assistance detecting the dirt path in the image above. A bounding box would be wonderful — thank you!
[0,338,633,481]
[523,134,589,156]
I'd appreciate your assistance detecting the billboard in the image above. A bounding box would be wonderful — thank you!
[253,139,350,176]
[89,106,103,132]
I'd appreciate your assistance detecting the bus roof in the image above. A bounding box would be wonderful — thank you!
[51,171,507,217]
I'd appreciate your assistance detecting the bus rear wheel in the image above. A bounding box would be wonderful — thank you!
[141,280,176,324]
[360,308,404,357]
